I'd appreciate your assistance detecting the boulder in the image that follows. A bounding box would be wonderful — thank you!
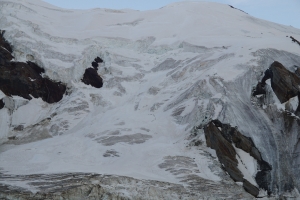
[91,61,99,70]
[91,57,103,70]
[94,57,103,63]
[81,68,103,88]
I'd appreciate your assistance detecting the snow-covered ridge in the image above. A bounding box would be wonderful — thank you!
[1,0,300,84]
[1,0,300,198]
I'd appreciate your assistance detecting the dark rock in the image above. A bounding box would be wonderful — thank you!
[296,93,300,114]
[0,62,66,103]
[252,68,272,97]
[255,168,271,194]
[255,61,300,104]
[295,67,300,77]
[294,65,300,77]
[26,61,45,74]
[269,61,300,103]
[91,57,103,70]
[0,30,14,67]
[228,5,248,14]
[0,30,66,104]
[91,61,98,70]
[0,31,13,53]
[252,82,266,96]
[243,179,259,197]
[204,120,272,196]
[14,125,24,131]
[42,78,67,103]
[8,136,16,140]
[211,120,261,161]
[290,36,300,47]
[0,99,4,109]
[0,31,14,65]
[94,57,103,63]
[0,46,14,65]
[204,121,243,182]
[261,68,272,84]
[81,68,103,88]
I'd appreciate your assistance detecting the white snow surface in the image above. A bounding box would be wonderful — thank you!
[1,0,300,196]
[234,145,258,186]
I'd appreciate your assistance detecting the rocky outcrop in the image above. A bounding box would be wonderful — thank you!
[82,56,104,88]
[296,93,300,114]
[82,68,103,88]
[92,61,98,69]
[0,30,66,104]
[269,61,300,103]
[91,56,103,70]
[0,61,66,103]
[228,5,248,14]
[290,36,300,47]
[253,61,300,104]
[252,82,266,97]
[204,120,272,197]
[204,122,244,182]
[0,99,4,109]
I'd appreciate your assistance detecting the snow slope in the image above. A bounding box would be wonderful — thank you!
[1,0,300,198]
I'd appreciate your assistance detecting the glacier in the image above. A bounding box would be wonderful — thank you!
[1,0,300,199]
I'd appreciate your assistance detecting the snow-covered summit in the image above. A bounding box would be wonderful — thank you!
[1,0,300,199]
[1,0,300,83]
[4,0,300,40]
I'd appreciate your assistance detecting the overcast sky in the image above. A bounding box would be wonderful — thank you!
[42,0,300,29]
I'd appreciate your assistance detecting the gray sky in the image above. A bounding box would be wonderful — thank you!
[42,0,300,29]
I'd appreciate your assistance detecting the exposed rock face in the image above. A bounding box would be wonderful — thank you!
[92,61,98,69]
[0,30,66,104]
[254,61,300,103]
[0,62,66,103]
[0,99,4,109]
[252,82,266,96]
[94,57,103,63]
[249,51,300,195]
[269,61,300,103]
[82,68,103,88]
[204,120,272,197]
[91,56,104,70]
[296,93,300,114]
[228,5,248,14]
[204,122,243,182]
[290,36,300,47]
